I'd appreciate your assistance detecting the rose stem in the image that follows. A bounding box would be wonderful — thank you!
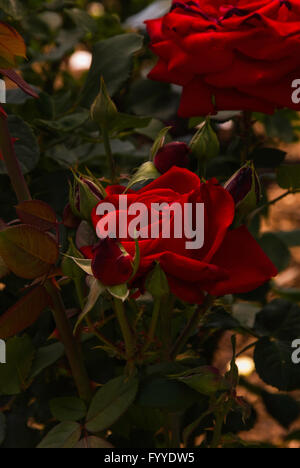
[160,295,174,360]
[210,411,225,449]
[170,295,214,360]
[46,280,92,402]
[113,298,136,374]
[0,114,92,402]
[74,277,125,358]
[142,297,161,353]
[102,127,117,184]
[0,114,31,202]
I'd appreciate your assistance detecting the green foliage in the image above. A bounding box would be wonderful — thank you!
[37,422,82,449]
[50,397,87,422]
[86,376,139,433]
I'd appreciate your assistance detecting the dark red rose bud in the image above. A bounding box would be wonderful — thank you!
[70,175,105,221]
[225,166,259,205]
[154,142,190,174]
[91,237,133,286]
[224,162,261,226]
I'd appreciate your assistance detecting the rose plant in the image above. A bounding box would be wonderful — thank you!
[0,0,300,450]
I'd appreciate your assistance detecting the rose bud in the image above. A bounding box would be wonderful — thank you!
[91,237,133,286]
[154,142,190,174]
[224,162,261,226]
[69,175,105,221]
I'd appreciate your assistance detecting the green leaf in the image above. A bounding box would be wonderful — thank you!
[109,113,151,135]
[145,262,169,299]
[50,397,87,422]
[36,111,89,133]
[75,436,113,448]
[125,161,160,192]
[203,308,241,330]
[0,116,40,175]
[107,283,129,302]
[261,391,299,428]
[255,299,300,341]
[74,278,105,333]
[0,336,35,395]
[130,237,140,281]
[259,233,290,272]
[30,342,64,379]
[86,376,139,433]
[135,118,165,140]
[37,422,81,449]
[150,126,171,161]
[61,240,85,281]
[250,147,286,168]
[0,225,59,279]
[272,230,300,247]
[137,375,199,411]
[15,200,57,232]
[66,256,92,276]
[170,366,229,396]
[277,164,300,190]
[81,33,144,106]
[190,119,220,162]
[46,140,135,168]
[0,412,6,445]
[254,337,300,391]
[0,285,50,339]
[64,8,97,33]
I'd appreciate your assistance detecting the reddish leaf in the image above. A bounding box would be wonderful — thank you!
[0,23,26,67]
[0,69,38,98]
[16,200,58,231]
[0,225,59,279]
[0,285,51,339]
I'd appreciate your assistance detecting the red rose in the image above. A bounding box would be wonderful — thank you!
[146,0,300,116]
[82,167,277,304]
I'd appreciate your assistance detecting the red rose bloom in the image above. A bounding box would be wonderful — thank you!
[146,0,300,116]
[83,167,277,304]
